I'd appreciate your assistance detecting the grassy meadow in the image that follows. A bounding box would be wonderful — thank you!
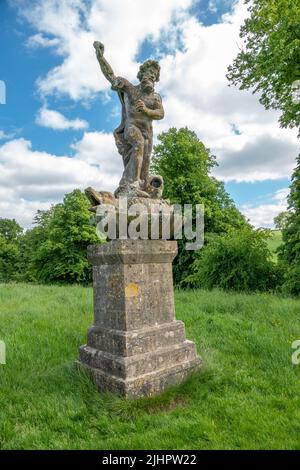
[267,230,282,262]
[0,283,300,450]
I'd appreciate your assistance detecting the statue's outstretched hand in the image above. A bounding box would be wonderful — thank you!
[93,41,104,56]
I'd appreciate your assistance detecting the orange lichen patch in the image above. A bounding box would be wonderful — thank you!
[125,283,140,298]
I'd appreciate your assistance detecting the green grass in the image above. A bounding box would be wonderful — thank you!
[267,230,282,261]
[0,283,300,450]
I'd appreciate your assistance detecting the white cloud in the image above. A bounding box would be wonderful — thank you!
[0,134,121,227]
[154,2,299,182]
[71,131,121,173]
[0,130,9,140]
[208,0,218,13]
[241,188,290,229]
[16,0,299,183]
[208,0,233,14]
[273,188,290,202]
[19,0,192,100]
[36,107,88,130]
[213,132,298,182]
[26,33,60,48]
[0,196,52,229]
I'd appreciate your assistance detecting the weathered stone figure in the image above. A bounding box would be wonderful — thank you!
[77,43,201,398]
[94,41,164,196]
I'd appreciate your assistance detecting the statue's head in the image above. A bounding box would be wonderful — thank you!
[137,60,160,92]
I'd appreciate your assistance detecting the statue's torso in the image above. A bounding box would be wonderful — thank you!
[120,81,160,133]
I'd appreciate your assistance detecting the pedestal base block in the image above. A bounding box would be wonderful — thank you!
[77,240,201,398]
[77,356,201,399]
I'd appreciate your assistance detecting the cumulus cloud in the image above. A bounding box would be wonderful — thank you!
[17,0,192,100]
[71,131,121,174]
[213,133,298,182]
[0,195,53,229]
[36,107,88,130]
[154,2,299,182]
[0,134,122,227]
[15,0,299,183]
[26,33,60,48]
[241,188,290,229]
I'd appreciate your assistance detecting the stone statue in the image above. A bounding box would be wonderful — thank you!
[85,41,173,231]
[93,41,164,198]
[77,44,201,399]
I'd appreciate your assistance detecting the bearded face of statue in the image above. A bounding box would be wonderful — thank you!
[140,67,157,93]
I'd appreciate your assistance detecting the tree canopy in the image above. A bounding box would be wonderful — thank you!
[274,211,290,231]
[28,189,100,284]
[0,219,23,283]
[227,0,300,129]
[279,155,300,295]
[0,190,100,285]
[151,127,247,285]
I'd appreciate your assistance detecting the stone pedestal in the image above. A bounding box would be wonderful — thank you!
[77,240,201,398]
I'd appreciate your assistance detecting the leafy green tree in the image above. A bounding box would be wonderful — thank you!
[274,211,290,231]
[0,236,20,282]
[151,127,247,284]
[227,0,300,129]
[0,219,23,282]
[185,227,281,292]
[0,218,23,241]
[18,210,54,282]
[227,0,300,294]
[279,155,300,295]
[28,190,100,284]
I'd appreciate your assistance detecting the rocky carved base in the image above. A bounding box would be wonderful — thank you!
[85,187,182,241]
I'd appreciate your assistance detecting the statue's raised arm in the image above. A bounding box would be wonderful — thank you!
[93,41,116,85]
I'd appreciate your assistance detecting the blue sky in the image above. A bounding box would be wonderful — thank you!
[0,0,298,227]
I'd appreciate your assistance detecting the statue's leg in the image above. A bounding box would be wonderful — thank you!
[113,129,131,166]
[120,125,144,186]
[140,131,153,187]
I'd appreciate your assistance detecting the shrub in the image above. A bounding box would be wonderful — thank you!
[184,227,282,292]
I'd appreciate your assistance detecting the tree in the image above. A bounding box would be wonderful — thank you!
[0,219,23,282]
[0,236,20,282]
[274,211,290,231]
[28,190,100,284]
[18,210,54,282]
[279,155,300,295]
[184,226,281,292]
[0,218,23,242]
[227,0,300,130]
[151,127,247,284]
